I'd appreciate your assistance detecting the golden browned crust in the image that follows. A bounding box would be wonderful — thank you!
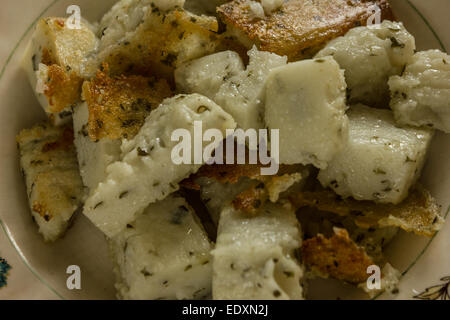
[44,64,83,113]
[181,159,304,214]
[17,122,83,223]
[31,169,83,222]
[100,9,221,81]
[180,145,265,188]
[217,0,395,61]
[302,228,375,284]
[190,163,264,185]
[32,202,51,221]
[82,67,173,141]
[16,122,76,154]
[290,185,443,237]
[41,125,74,153]
[232,181,266,212]
[41,48,55,66]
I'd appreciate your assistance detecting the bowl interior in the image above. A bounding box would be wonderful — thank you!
[0,0,448,300]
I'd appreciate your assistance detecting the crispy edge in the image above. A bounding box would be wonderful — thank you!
[44,64,83,113]
[301,228,375,284]
[181,159,303,214]
[218,0,395,60]
[82,66,173,141]
[289,186,444,237]
[232,173,302,214]
[100,9,222,80]
[17,122,80,222]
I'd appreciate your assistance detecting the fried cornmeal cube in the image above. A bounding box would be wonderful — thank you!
[316,20,416,108]
[22,17,98,125]
[265,56,349,169]
[176,46,287,130]
[389,50,450,133]
[217,0,395,61]
[318,104,434,205]
[96,0,221,80]
[16,122,85,242]
[212,202,304,300]
[110,194,212,300]
[83,94,236,238]
[73,69,172,190]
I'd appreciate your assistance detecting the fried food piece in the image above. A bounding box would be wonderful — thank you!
[182,163,263,187]
[232,172,303,213]
[389,50,450,133]
[217,0,395,61]
[301,228,374,284]
[185,0,230,15]
[83,94,237,238]
[290,185,444,237]
[97,7,221,80]
[176,47,287,130]
[265,56,348,168]
[110,194,213,300]
[17,122,85,242]
[74,68,172,189]
[316,20,415,108]
[182,160,307,218]
[22,17,98,124]
[213,202,305,300]
[318,104,433,205]
[182,161,305,213]
[82,67,173,141]
[39,64,84,115]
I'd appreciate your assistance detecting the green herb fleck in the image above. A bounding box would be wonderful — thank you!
[93,201,104,209]
[170,205,189,225]
[137,147,149,156]
[184,265,192,271]
[141,268,153,277]
[196,105,209,113]
[390,37,405,48]
[373,168,386,175]
[161,53,177,67]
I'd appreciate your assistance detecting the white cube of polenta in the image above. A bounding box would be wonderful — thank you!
[73,102,122,190]
[196,176,256,225]
[176,47,286,130]
[22,17,98,124]
[175,51,245,99]
[214,46,287,130]
[265,56,349,169]
[98,0,186,50]
[212,202,304,300]
[16,122,85,242]
[23,17,98,77]
[110,194,212,300]
[73,71,171,190]
[318,104,434,204]
[316,20,415,108]
[83,94,236,238]
[389,50,450,133]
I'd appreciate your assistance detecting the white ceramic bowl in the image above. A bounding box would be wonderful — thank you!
[0,0,448,300]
